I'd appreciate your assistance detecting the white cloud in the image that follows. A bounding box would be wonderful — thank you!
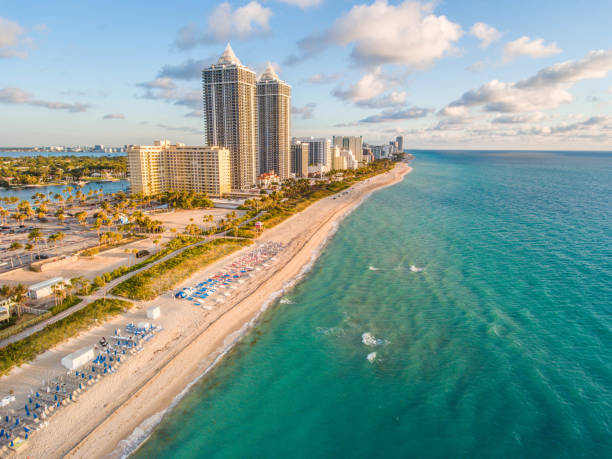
[277,0,323,8]
[287,1,462,68]
[158,58,215,80]
[359,106,432,123]
[444,49,612,113]
[292,103,316,119]
[137,77,176,90]
[0,87,90,112]
[470,22,500,48]
[175,2,271,49]
[333,68,388,103]
[0,17,30,58]
[332,68,409,109]
[103,113,125,120]
[491,112,547,124]
[503,36,562,61]
[307,73,341,84]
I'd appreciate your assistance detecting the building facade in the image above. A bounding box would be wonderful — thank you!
[297,137,331,170]
[257,65,291,180]
[333,136,363,164]
[127,141,231,197]
[202,44,257,190]
[290,141,309,178]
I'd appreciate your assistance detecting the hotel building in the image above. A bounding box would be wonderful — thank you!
[127,141,231,197]
[257,64,291,180]
[202,44,257,190]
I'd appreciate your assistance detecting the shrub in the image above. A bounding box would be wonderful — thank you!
[112,238,251,300]
[0,298,131,375]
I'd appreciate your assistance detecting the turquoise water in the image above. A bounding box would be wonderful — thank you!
[134,150,612,458]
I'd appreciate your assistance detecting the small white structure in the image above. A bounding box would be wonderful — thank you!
[137,321,150,330]
[1,395,16,407]
[61,347,95,370]
[146,305,160,320]
[28,277,67,300]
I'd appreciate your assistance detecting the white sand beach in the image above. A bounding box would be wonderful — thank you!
[2,163,410,458]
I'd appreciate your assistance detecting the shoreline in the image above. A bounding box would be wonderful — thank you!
[10,162,411,458]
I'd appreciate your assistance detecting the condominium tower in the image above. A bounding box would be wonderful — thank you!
[257,64,291,180]
[127,141,231,197]
[202,44,257,190]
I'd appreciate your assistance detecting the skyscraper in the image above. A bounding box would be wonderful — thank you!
[202,44,257,190]
[257,64,291,180]
[298,137,331,170]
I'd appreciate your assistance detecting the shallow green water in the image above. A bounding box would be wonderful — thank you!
[133,150,612,458]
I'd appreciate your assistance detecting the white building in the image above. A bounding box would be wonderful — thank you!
[333,136,363,164]
[28,277,67,300]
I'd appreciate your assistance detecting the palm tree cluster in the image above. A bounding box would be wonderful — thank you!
[0,284,28,319]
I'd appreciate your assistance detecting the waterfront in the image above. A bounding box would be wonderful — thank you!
[0,180,129,203]
[133,150,612,458]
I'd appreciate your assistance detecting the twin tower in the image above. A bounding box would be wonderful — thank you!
[203,44,291,190]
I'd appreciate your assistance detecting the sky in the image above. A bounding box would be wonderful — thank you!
[0,0,611,150]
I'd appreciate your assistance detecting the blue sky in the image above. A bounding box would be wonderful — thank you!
[1,0,611,149]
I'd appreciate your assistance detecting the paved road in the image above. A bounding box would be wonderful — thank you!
[0,211,264,348]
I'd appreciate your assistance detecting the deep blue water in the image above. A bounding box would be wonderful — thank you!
[133,150,612,458]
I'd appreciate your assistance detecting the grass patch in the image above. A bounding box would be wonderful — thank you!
[0,296,82,342]
[0,298,131,376]
[112,238,252,300]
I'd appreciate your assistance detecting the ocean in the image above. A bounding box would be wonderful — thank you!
[132,150,612,458]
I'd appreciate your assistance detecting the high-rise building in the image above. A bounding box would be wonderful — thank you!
[257,64,291,180]
[395,135,403,152]
[127,141,231,197]
[332,136,363,164]
[202,44,257,190]
[297,137,331,170]
[290,141,309,178]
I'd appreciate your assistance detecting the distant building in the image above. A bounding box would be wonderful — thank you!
[396,135,403,152]
[127,141,231,197]
[297,137,331,170]
[257,171,281,188]
[333,136,363,164]
[290,141,309,178]
[257,65,291,180]
[331,146,358,170]
[203,44,257,190]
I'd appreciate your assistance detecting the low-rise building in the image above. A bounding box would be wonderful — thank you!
[28,277,67,300]
[257,171,281,188]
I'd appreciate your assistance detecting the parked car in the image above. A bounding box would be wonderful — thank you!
[34,254,50,260]
[136,249,150,259]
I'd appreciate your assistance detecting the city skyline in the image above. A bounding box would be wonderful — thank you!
[0,1,611,150]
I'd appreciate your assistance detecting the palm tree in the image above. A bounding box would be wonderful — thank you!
[25,242,35,262]
[55,208,66,223]
[76,211,87,226]
[8,241,23,251]
[28,228,43,257]
[13,284,27,319]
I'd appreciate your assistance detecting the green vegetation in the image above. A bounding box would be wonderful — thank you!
[161,190,213,209]
[0,155,126,187]
[0,298,131,375]
[243,159,396,232]
[0,296,82,342]
[112,238,252,300]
